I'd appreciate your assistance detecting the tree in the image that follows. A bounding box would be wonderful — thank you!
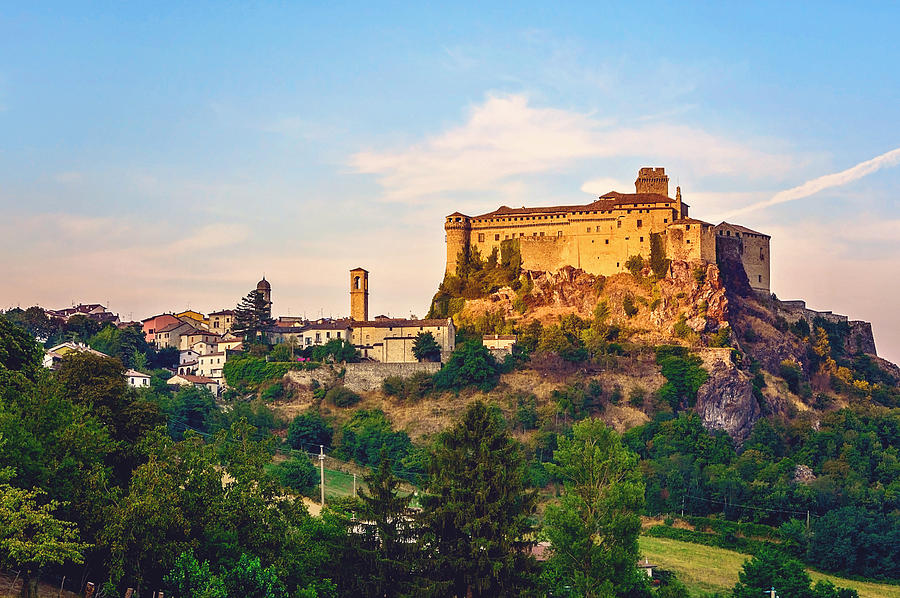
[432,340,500,391]
[275,457,318,495]
[221,553,288,598]
[232,289,274,343]
[310,338,358,363]
[0,315,43,382]
[732,546,857,598]
[344,448,416,597]
[287,411,334,451]
[412,332,442,362]
[625,254,645,278]
[164,550,226,598]
[0,484,87,598]
[543,418,648,598]
[417,401,537,597]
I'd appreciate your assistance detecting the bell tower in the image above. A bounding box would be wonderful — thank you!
[350,267,369,322]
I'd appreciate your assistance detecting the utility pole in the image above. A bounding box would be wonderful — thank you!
[681,496,685,518]
[353,473,357,497]
[319,445,326,507]
[806,510,810,530]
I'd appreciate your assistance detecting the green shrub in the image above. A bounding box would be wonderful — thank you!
[382,375,404,396]
[287,411,333,450]
[222,355,318,388]
[693,266,707,285]
[275,457,318,494]
[656,345,708,411]
[623,295,638,318]
[710,326,731,347]
[259,381,285,402]
[325,386,361,408]
[626,254,645,278]
[433,340,500,391]
[743,327,759,343]
[779,360,803,394]
[628,385,646,408]
[673,314,691,338]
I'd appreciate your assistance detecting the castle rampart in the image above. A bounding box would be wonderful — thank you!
[443,167,772,293]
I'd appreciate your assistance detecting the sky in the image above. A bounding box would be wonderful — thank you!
[1,3,899,362]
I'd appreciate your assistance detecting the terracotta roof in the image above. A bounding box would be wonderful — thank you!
[209,309,235,316]
[180,359,199,366]
[446,211,469,218]
[125,369,150,378]
[483,334,517,340]
[157,322,193,334]
[468,192,680,220]
[716,221,770,238]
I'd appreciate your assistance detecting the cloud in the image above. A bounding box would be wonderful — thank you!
[350,94,794,202]
[722,147,900,218]
[580,177,632,195]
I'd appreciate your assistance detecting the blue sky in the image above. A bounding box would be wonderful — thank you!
[1,2,899,361]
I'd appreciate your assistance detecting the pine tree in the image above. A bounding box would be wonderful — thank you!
[232,289,273,343]
[412,332,441,362]
[345,448,416,597]
[417,401,537,597]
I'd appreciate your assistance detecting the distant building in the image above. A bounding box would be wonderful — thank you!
[209,309,235,335]
[178,330,221,352]
[42,342,109,370]
[141,314,181,344]
[176,310,207,327]
[153,321,197,350]
[125,369,150,388]
[167,373,219,396]
[47,303,120,325]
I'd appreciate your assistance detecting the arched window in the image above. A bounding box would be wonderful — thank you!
[354,276,361,289]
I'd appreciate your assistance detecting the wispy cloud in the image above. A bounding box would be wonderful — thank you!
[722,147,900,218]
[351,94,794,203]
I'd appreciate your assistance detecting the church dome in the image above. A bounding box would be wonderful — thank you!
[257,277,271,291]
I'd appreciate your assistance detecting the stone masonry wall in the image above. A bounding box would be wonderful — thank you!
[286,361,442,393]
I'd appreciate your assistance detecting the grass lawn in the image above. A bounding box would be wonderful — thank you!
[638,536,900,598]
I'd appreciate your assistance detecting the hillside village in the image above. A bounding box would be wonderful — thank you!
[3,166,899,598]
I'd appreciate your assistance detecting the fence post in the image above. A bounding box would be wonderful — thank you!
[58,575,66,598]
[85,581,96,598]
[124,589,134,598]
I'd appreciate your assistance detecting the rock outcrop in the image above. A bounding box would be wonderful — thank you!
[694,357,760,444]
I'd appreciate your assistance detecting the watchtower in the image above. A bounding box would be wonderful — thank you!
[444,212,472,275]
[256,276,272,311]
[635,167,669,196]
[350,268,369,322]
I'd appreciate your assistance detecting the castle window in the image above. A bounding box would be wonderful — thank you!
[605,239,609,244]
[637,219,642,228]
[495,234,500,241]
[664,218,668,223]
[586,227,591,233]
[617,262,620,268]
[478,233,485,242]
[520,233,524,237]
[759,249,765,261]
[685,224,691,230]
[758,275,762,283]
[540,231,544,236]
[686,239,691,244]
[617,220,621,228]
[640,237,644,242]
[557,231,562,237]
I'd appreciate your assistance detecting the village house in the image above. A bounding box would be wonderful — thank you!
[167,373,219,396]
[178,330,221,352]
[141,313,182,344]
[42,342,109,370]
[125,369,151,388]
[153,321,198,350]
[209,309,235,335]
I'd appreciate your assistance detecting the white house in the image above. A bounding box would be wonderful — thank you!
[125,369,151,388]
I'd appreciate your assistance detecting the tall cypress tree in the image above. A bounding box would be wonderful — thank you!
[417,401,537,598]
[232,289,273,343]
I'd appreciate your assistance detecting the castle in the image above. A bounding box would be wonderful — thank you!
[445,167,771,293]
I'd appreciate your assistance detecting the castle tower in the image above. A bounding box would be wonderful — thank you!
[444,212,472,275]
[635,167,669,196]
[350,268,369,321]
[256,276,272,311]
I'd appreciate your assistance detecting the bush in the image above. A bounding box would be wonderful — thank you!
[287,411,333,450]
[275,457,318,494]
[673,314,691,338]
[223,355,318,388]
[259,381,286,402]
[628,386,646,408]
[382,375,404,396]
[779,360,803,394]
[622,295,638,318]
[625,254,645,278]
[311,338,359,363]
[325,386,361,408]
[337,409,415,474]
[656,346,708,411]
[709,326,731,347]
[433,340,500,392]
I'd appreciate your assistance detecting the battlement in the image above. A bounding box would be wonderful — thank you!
[635,167,669,196]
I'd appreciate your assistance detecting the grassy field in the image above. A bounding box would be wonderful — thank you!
[639,536,900,598]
